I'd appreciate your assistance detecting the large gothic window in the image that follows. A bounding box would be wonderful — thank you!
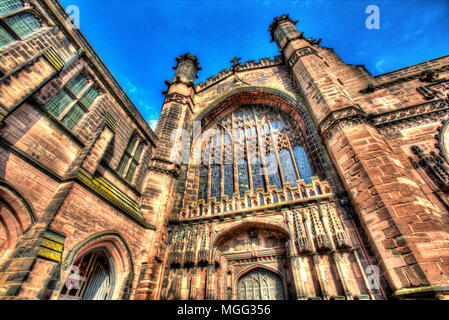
[196,105,317,203]
[237,268,285,300]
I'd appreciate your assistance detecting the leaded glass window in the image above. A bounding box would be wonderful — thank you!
[66,74,89,96]
[223,164,234,199]
[62,104,85,130]
[293,146,313,184]
[45,72,99,130]
[210,165,221,201]
[251,157,266,192]
[198,166,208,201]
[266,153,282,190]
[237,159,250,197]
[46,90,72,117]
[117,134,145,183]
[0,0,23,15]
[79,87,99,108]
[0,2,44,48]
[279,149,298,187]
[0,25,14,47]
[5,12,40,38]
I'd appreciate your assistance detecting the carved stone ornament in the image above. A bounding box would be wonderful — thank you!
[437,118,449,164]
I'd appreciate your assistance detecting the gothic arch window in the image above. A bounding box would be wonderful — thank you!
[59,249,114,300]
[195,104,320,206]
[0,1,44,48]
[45,72,100,130]
[237,268,285,300]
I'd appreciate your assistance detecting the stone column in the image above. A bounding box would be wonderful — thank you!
[137,54,201,299]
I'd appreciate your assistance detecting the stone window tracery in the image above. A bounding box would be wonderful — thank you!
[237,268,285,300]
[196,104,319,206]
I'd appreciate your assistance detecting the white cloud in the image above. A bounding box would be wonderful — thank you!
[148,119,158,130]
[375,59,387,73]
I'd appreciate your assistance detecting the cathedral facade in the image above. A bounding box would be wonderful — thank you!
[0,0,448,300]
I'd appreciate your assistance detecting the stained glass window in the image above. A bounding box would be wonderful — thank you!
[251,157,266,192]
[293,146,313,184]
[266,153,282,190]
[195,104,322,209]
[198,166,208,201]
[223,164,234,199]
[237,159,250,197]
[210,165,221,201]
[279,149,298,187]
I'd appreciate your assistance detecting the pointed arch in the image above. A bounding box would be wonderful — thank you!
[0,180,36,268]
[212,218,290,248]
[60,231,134,300]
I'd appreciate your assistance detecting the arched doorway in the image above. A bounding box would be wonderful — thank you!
[0,183,35,269]
[237,268,285,300]
[59,249,115,300]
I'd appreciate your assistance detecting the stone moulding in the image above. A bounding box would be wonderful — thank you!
[437,118,449,163]
[176,193,334,224]
[37,229,65,263]
[195,56,283,92]
[148,158,180,179]
[372,99,449,135]
[318,106,368,139]
[392,285,449,298]
[359,65,449,94]
[318,100,449,139]
[287,46,318,67]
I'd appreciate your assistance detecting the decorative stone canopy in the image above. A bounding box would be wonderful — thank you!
[268,13,298,36]
[174,52,201,71]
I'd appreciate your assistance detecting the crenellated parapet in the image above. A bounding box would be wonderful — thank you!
[195,56,283,92]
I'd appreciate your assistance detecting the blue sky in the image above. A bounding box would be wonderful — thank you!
[59,0,449,130]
